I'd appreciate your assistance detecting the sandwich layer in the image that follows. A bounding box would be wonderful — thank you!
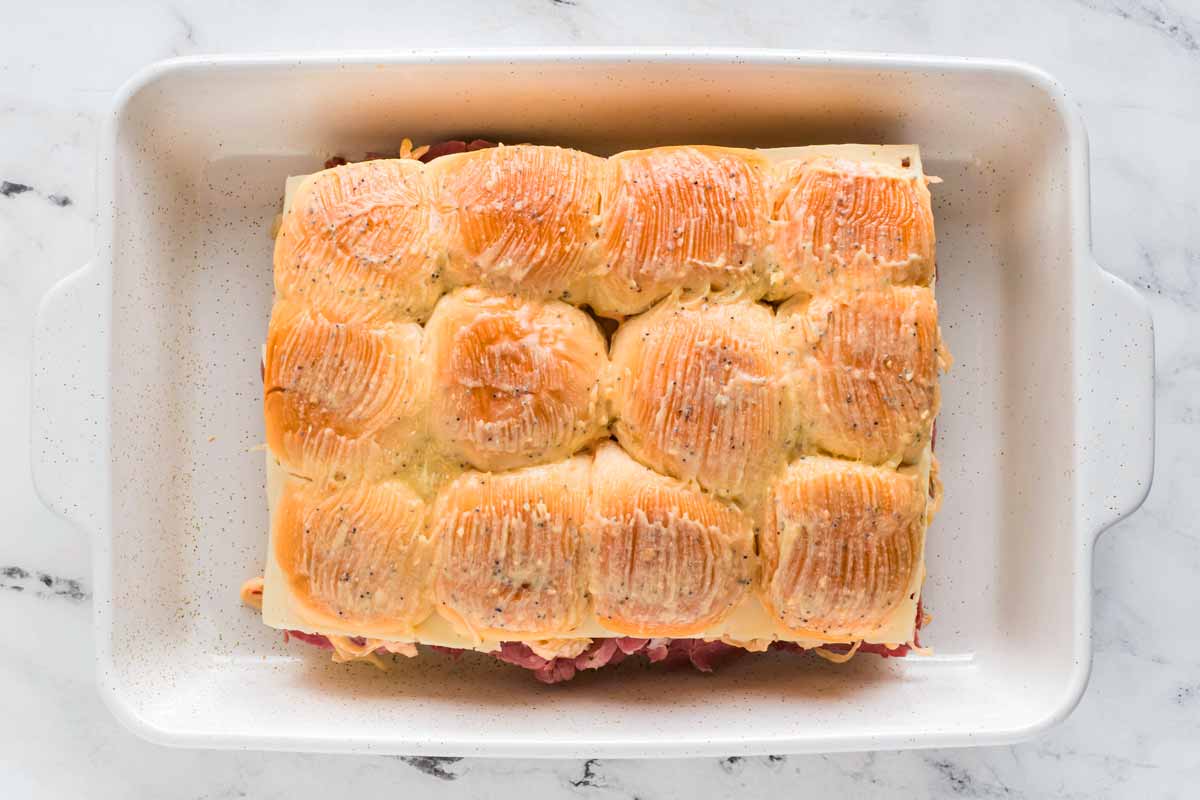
[259,142,943,659]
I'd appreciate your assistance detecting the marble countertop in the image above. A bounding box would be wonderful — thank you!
[2,1,1197,796]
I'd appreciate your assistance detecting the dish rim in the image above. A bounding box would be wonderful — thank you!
[34,48,1153,757]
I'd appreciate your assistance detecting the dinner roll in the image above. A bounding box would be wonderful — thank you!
[432,144,605,302]
[590,146,771,317]
[779,285,946,465]
[274,159,445,323]
[760,456,926,639]
[768,156,935,300]
[431,456,591,639]
[609,294,790,499]
[424,287,609,472]
[274,477,433,638]
[586,443,754,637]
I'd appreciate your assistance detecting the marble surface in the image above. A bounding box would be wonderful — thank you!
[1,0,1197,796]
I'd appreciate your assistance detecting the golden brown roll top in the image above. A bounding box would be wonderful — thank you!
[274,159,446,323]
[779,285,948,465]
[431,145,605,302]
[264,303,427,480]
[431,457,591,639]
[609,294,791,500]
[586,443,754,637]
[590,146,772,317]
[275,146,936,321]
[768,156,935,299]
[271,446,929,644]
[760,456,927,640]
[423,287,610,472]
[274,478,434,639]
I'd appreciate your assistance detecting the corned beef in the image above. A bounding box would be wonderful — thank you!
[282,599,926,682]
[322,138,499,171]
[285,631,749,684]
[284,629,334,650]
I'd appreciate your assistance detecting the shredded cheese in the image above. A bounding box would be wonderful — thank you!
[526,638,594,660]
[239,576,264,611]
[327,635,419,669]
[813,641,863,664]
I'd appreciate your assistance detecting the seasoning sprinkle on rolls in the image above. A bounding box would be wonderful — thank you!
[423,287,610,473]
[608,293,790,500]
[431,456,591,640]
[586,443,754,637]
[275,159,446,324]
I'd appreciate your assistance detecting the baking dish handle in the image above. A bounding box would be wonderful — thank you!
[31,261,107,533]
[1081,262,1155,538]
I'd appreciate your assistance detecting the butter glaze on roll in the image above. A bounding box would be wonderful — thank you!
[590,146,771,317]
[274,159,446,323]
[609,294,790,500]
[274,478,433,639]
[424,287,610,472]
[768,156,935,299]
[760,456,926,640]
[586,443,754,637]
[431,457,591,640]
[263,302,427,481]
[432,145,605,302]
[779,285,948,465]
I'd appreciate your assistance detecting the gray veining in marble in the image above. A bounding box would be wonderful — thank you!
[2,0,1197,797]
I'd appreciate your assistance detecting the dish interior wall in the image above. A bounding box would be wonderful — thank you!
[105,59,1079,752]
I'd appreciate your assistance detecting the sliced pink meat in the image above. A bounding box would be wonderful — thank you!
[685,640,744,672]
[285,624,923,682]
[284,630,333,649]
[615,637,649,655]
[418,140,468,161]
[536,660,578,684]
[643,639,671,663]
[574,638,621,670]
[492,641,550,670]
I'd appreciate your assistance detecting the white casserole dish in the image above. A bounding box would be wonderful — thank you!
[30,49,1154,757]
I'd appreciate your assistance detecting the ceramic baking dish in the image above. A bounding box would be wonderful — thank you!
[30,49,1154,757]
